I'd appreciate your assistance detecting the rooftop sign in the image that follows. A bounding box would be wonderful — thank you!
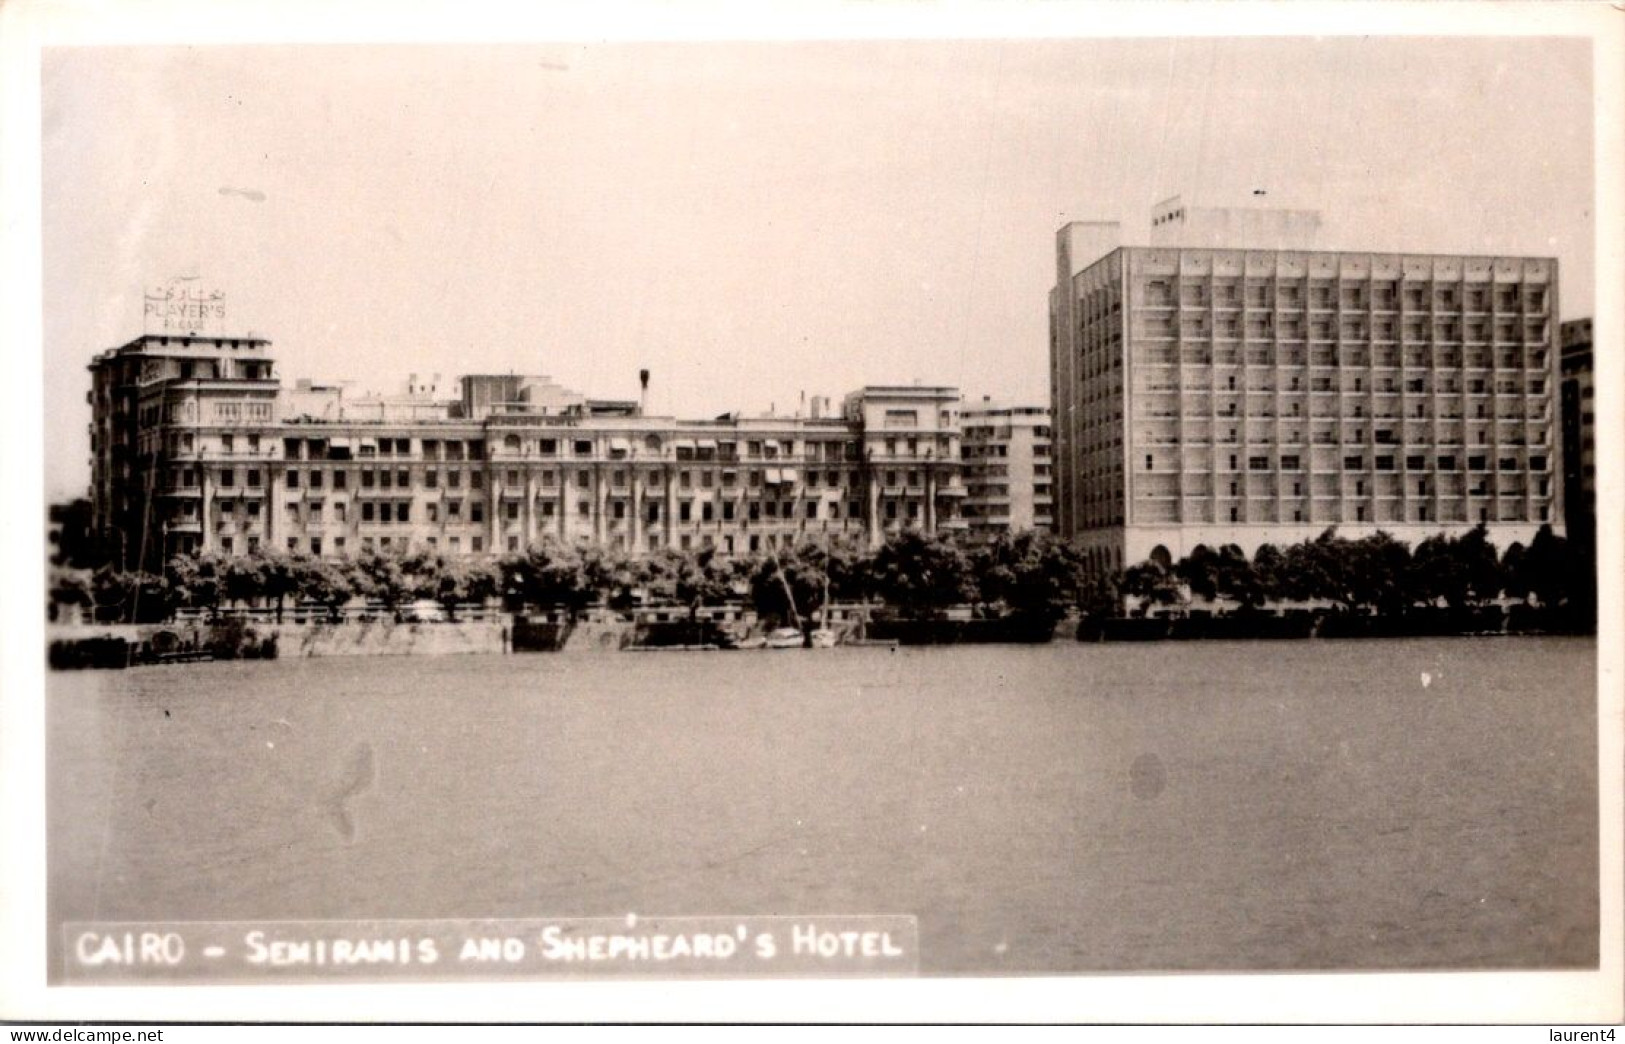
[143,279,227,336]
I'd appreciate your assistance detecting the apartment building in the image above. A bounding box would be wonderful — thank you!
[1051,208,1560,573]
[960,398,1053,543]
[1559,318,1595,553]
[87,333,967,569]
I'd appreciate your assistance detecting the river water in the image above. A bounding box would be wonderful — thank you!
[48,638,1597,976]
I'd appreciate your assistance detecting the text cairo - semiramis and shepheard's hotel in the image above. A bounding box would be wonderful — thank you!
[89,322,971,570]
[1050,196,1562,575]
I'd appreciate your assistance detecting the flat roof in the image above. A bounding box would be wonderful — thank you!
[1067,245,1558,283]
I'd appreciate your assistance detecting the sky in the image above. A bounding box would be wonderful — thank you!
[40,37,1594,502]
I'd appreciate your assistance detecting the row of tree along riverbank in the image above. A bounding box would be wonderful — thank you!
[48,530,1088,631]
[47,523,1594,662]
[49,595,1583,671]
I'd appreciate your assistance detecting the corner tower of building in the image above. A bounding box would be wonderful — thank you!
[88,333,279,569]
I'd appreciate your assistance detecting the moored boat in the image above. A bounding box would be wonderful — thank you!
[764,626,805,649]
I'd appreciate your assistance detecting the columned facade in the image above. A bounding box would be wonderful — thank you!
[89,337,971,565]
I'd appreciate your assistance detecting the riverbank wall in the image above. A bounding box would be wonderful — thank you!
[47,618,509,665]
[274,619,506,657]
[47,602,1592,669]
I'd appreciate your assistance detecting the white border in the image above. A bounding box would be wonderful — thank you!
[2,0,1620,1025]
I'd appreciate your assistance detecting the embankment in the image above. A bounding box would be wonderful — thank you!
[275,619,507,657]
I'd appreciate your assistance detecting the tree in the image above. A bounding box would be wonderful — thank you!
[1344,532,1414,615]
[1174,545,1222,603]
[89,565,168,623]
[968,542,1013,612]
[1212,544,1268,610]
[1276,528,1364,608]
[297,557,355,621]
[350,547,413,620]
[1514,524,1572,609]
[578,544,641,612]
[502,541,598,618]
[48,566,94,622]
[462,558,501,610]
[973,531,1086,625]
[498,548,544,610]
[748,542,835,629]
[1410,524,1501,609]
[1455,524,1504,606]
[823,537,872,604]
[1500,541,1527,602]
[49,498,105,569]
[1077,570,1121,620]
[255,550,305,624]
[867,530,976,618]
[645,547,734,624]
[221,553,269,610]
[1409,533,1459,608]
[419,554,501,619]
[1120,559,1183,616]
[1250,543,1286,605]
[166,551,226,618]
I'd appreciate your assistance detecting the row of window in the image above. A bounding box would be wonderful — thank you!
[258,526,925,560]
[964,483,1050,500]
[1137,315,1549,342]
[1140,451,1548,473]
[1136,402,1546,422]
[1128,503,1552,526]
[1138,376,1547,395]
[1141,279,1547,314]
[217,515,961,557]
[1137,479,1549,502]
[224,493,948,529]
[199,465,953,493]
[273,433,949,464]
[215,534,486,557]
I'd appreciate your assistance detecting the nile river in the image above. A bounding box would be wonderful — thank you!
[48,638,1597,976]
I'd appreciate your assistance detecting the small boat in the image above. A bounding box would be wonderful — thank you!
[808,628,838,648]
[765,627,805,649]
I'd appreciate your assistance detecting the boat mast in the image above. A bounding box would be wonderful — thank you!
[768,549,801,630]
[820,533,830,629]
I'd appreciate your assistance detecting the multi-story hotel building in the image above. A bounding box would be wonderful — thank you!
[1051,203,1561,572]
[88,333,968,570]
[959,398,1053,543]
[1559,318,1595,553]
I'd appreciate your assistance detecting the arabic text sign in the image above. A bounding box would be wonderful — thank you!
[143,283,227,335]
[63,915,919,982]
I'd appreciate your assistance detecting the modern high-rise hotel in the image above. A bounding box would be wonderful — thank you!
[1051,198,1561,572]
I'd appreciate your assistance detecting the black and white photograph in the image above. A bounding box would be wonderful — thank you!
[1,0,1620,1028]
